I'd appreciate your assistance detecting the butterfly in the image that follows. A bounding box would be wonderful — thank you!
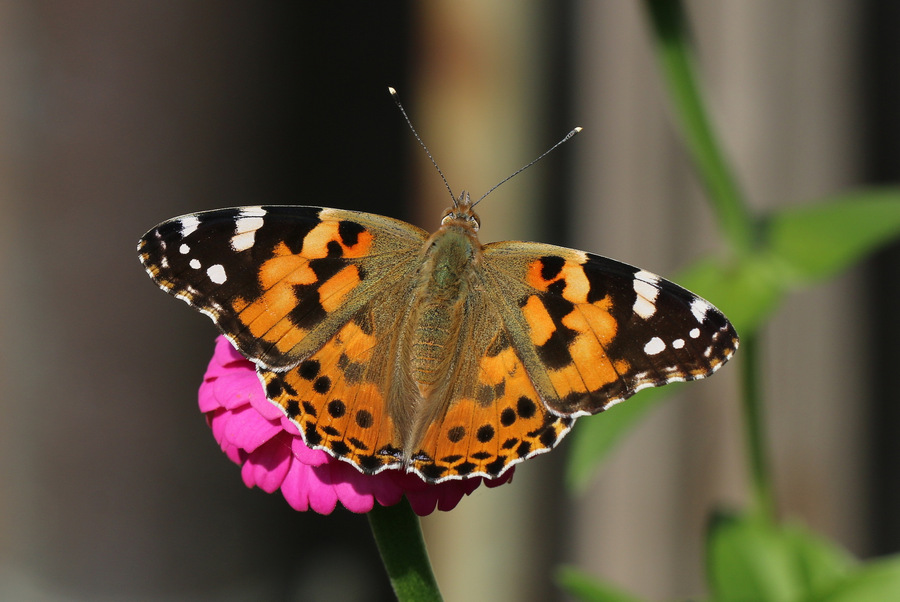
[138,190,738,483]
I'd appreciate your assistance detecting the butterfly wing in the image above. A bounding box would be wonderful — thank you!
[408,294,574,481]
[481,242,739,417]
[140,205,433,474]
[257,293,421,474]
[139,205,427,370]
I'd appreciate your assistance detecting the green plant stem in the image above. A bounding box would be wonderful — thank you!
[740,334,775,522]
[643,0,757,256]
[368,499,443,601]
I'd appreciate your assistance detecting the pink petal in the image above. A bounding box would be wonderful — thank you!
[290,434,330,466]
[278,461,312,512]
[327,462,377,513]
[278,415,302,436]
[221,404,283,453]
[241,435,292,492]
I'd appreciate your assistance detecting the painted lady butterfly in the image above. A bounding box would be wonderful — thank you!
[138,190,738,483]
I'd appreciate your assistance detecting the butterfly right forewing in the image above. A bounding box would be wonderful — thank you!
[481,241,738,417]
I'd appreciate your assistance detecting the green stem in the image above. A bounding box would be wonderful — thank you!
[368,498,443,601]
[740,334,775,521]
[643,0,757,256]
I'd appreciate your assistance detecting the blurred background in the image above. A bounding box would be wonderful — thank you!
[0,1,898,600]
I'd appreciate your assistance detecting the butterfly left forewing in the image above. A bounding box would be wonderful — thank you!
[140,205,431,475]
[139,205,427,369]
[481,241,738,417]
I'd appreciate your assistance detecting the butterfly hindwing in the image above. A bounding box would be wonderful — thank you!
[139,206,427,369]
[410,302,574,481]
[481,241,738,417]
[258,303,411,474]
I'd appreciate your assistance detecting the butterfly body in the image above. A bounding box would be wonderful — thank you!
[139,194,738,483]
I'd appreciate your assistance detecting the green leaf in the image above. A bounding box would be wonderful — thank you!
[816,555,900,602]
[780,524,854,598]
[706,512,852,602]
[707,512,799,602]
[765,189,900,282]
[556,566,648,602]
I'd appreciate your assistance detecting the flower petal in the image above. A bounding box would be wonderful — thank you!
[220,405,283,453]
[241,434,292,492]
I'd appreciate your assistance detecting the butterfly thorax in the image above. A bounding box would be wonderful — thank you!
[407,199,483,392]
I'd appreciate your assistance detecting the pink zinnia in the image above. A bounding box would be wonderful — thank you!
[198,335,512,515]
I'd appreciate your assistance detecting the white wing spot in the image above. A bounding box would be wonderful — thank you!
[179,243,190,254]
[690,298,711,323]
[689,327,700,339]
[672,338,685,349]
[180,215,200,237]
[230,231,256,252]
[207,264,227,284]
[633,297,656,320]
[632,275,660,320]
[644,337,666,356]
[189,258,201,270]
[230,216,265,252]
[238,206,267,217]
[635,269,660,284]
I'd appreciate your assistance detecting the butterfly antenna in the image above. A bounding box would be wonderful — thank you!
[473,126,582,208]
[389,87,457,207]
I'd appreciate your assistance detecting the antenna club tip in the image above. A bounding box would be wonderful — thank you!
[388,86,398,96]
[574,126,583,133]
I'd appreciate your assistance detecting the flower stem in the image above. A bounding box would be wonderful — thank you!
[368,498,443,601]
[643,0,757,256]
[740,334,775,521]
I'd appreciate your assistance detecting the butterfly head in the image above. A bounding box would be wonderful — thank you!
[441,190,481,232]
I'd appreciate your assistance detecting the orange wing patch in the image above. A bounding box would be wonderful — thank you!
[520,290,625,399]
[526,252,590,303]
[232,238,368,355]
[232,244,313,347]
[301,220,374,259]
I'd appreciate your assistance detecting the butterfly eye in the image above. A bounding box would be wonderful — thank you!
[440,209,454,225]
[469,213,481,231]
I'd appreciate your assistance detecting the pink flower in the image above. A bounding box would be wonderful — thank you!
[198,336,512,515]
